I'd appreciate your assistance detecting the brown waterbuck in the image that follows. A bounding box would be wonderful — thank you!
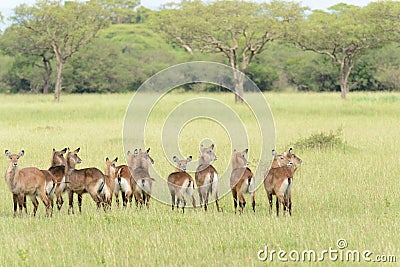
[264,148,302,216]
[230,149,255,214]
[167,155,196,213]
[112,150,140,207]
[64,148,106,214]
[114,164,133,207]
[47,147,68,211]
[101,157,118,209]
[4,150,52,217]
[281,148,302,215]
[129,148,155,207]
[195,144,220,212]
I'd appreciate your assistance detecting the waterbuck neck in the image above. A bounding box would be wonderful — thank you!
[105,165,116,178]
[135,157,149,170]
[199,155,213,166]
[65,155,77,175]
[51,157,64,167]
[5,163,18,192]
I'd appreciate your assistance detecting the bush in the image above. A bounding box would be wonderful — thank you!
[293,127,346,150]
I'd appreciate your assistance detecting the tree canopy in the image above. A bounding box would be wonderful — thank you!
[154,0,305,103]
[10,0,109,101]
[0,0,400,100]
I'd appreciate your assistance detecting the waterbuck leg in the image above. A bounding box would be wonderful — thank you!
[68,190,74,215]
[78,194,83,214]
[232,189,238,214]
[267,193,273,215]
[121,191,126,207]
[30,195,39,217]
[171,193,175,211]
[251,192,255,212]
[13,194,18,217]
[276,197,280,216]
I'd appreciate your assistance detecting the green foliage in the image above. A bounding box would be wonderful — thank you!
[1,1,400,95]
[293,127,346,150]
[63,24,191,93]
[91,0,140,24]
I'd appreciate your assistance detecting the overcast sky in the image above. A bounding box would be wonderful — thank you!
[1,0,374,29]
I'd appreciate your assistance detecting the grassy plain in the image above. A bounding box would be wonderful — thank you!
[0,92,399,266]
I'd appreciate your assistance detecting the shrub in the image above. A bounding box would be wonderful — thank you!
[293,127,346,150]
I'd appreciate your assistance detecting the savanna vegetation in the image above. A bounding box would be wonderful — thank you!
[0,92,399,265]
[0,0,400,101]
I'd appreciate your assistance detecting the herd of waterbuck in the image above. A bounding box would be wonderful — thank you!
[4,144,302,217]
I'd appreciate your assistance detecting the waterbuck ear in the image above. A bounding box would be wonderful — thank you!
[283,151,287,157]
[114,157,118,163]
[53,148,56,152]
[61,148,67,154]
[187,156,192,162]
[18,150,24,159]
[272,149,277,157]
[134,149,139,157]
[289,147,293,155]
[127,150,131,156]
[5,150,12,158]
[173,156,179,163]
[149,156,154,164]
[75,147,80,153]
[243,148,249,154]
[211,144,215,149]
[106,157,109,162]
[146,148,150,153]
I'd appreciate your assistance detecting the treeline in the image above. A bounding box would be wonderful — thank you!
[0,0,399,98]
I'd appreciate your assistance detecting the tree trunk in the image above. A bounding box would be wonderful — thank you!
[234,73,244,104]
[339,59,354,100]
[54,58,63,102]
[43,58,52,94]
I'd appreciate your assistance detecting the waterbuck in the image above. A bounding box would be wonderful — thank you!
[47,147,68,211]
[129,148,155,207]
[64,148,106,214]
[102,157,118,209]
[114,164,133,207]
[264,148,302,216]
[195,144,220,212]
[230,149,255,214]
[4,150,51,217]
[167,155,196,212]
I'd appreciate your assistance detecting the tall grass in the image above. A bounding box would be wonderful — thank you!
[0,92,399,266]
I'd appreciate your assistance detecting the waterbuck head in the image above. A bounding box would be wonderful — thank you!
[51,147,67,167]
[173,155,192,172]
[199,144,217,165]
[270,149,292,169]
[105,157,118,177]
[231,148,249,169]
[5,150,24,168]
[129,148,154,170]
[66,147,82,169]
[284,147,302,169]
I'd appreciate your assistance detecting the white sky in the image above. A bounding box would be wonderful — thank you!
[1,0,374,29]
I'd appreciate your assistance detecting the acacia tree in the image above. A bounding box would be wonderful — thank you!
[156,0,304,103]
[0,24,54,93]
[12,0,108,101]
[92,0,140,24]
[291,3,400,99]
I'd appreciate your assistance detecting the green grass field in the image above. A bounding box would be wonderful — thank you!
[0,92,399,266]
